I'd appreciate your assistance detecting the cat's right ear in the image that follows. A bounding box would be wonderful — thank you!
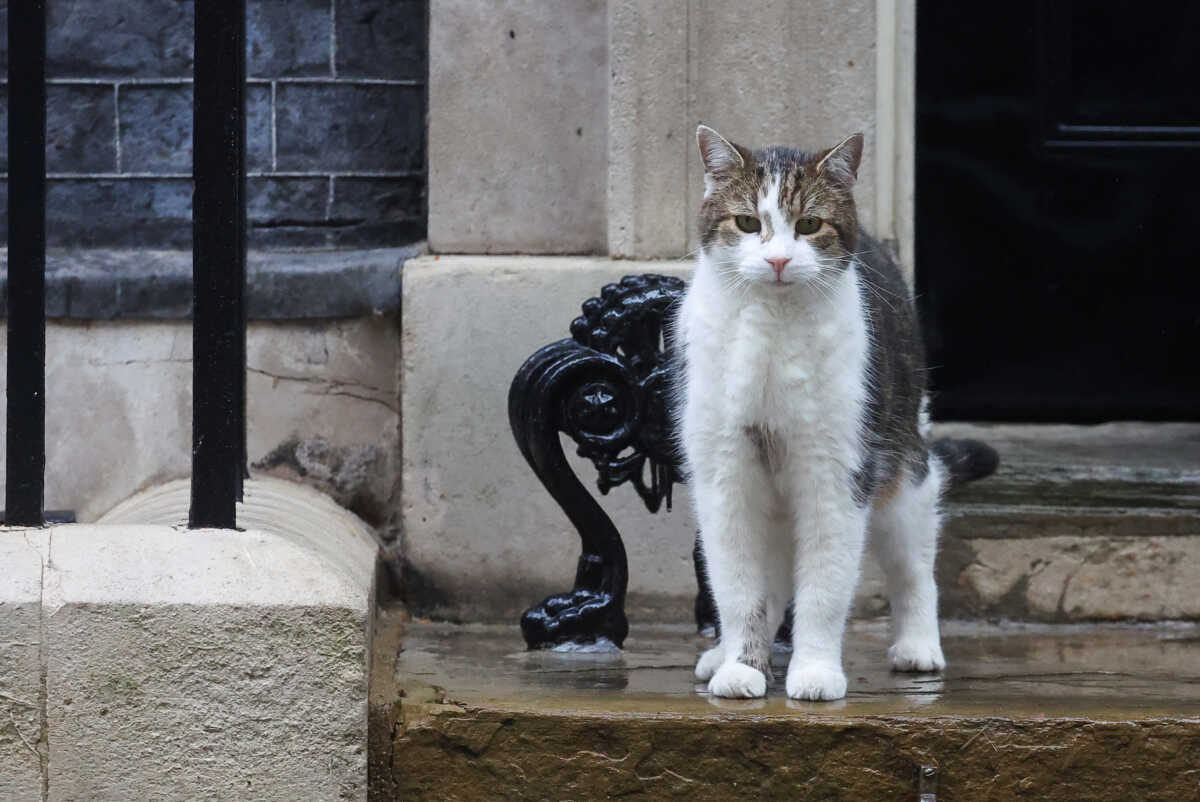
[697,125,749,192]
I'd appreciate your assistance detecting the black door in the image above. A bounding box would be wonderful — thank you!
[916,0,1200,422]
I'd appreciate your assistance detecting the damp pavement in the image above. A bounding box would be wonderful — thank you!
[372,616,1200,800]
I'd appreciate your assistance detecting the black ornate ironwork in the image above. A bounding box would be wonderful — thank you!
[509,274,689,648]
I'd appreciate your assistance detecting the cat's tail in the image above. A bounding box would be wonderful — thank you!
[930,437,999,491]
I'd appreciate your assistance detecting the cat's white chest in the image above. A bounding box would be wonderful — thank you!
[679,263,869,444]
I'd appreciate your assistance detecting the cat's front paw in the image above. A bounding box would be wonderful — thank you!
[888,639,946,673]
[708,662,767,698]
[785,661,847,701]
[694,644,725,681]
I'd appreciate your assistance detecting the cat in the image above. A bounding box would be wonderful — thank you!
[674,125,995,701]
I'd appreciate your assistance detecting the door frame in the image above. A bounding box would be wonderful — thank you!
[875,0,917,281]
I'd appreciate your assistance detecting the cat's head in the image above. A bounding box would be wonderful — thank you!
[696,125,862,287]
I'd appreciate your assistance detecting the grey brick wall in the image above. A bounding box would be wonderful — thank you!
[0,0,426,248]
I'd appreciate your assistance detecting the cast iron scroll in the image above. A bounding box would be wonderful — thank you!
[509,274,697,648]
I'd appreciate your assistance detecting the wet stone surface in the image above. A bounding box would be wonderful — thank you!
[375,618,1200,800]
[391,619,1200,719]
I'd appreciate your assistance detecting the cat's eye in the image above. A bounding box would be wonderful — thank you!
[795,216,822,236]
[734,215,761,233]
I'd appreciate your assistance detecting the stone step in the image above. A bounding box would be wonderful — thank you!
[932,422,1200,622]
[373,618,1200,801]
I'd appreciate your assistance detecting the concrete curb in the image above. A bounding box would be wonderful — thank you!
[1,479,377,801]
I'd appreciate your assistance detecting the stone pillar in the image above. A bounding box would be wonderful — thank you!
[607,0,689,258]
[427,0,609,254]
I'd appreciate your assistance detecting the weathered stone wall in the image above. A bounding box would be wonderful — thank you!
[0,0,426,248]
[0,314,400,537]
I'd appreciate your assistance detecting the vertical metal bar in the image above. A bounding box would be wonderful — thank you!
[5,0,47,526]
[190,0,247,528]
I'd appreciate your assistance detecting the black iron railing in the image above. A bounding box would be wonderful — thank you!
[4,0,249,528]
[190,0,248,528]
[5,0,47,526]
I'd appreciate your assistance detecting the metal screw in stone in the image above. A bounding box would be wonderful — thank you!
[918,764,939,801]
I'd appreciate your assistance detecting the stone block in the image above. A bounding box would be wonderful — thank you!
[275,83,423,172]
[248,177,329,224]
[117,86,190,172]
[38,522,370,801]
[335,0,425,80]
[0,85,117,173]
[324,177,426,245]
[607,0,688,258]
[45,178,193,247]
[247,84,273,172]
[49,85,117,173]
[0,530,49,802]
[45,0,195,78]
[248,0,331,78]
[332,177,424,222]
[950,535,1200,621]
[428,0,607,253]
[119,84,271,173]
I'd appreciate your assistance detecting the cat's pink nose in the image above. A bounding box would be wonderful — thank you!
[765,257,790,275]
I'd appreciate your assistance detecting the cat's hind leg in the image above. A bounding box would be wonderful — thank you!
[870,458,946,673]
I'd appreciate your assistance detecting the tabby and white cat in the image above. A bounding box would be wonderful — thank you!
[675,125,989,701]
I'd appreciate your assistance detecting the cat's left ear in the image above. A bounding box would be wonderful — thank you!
[697,125,752,175]
[816,133,864,185]
[697,125,752,198]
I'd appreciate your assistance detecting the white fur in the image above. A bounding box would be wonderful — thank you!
[870,460,947,672]
[708,661,768,699]
[694,643,725,681]
[678,160,945,701]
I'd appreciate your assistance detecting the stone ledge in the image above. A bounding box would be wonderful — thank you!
[0,245,421,320]
[0,481,377,801]
[382,621,1200,801]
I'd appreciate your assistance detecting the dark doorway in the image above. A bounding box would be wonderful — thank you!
[915,0,1200,422]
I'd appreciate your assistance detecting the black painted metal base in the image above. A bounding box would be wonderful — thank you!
[509,275,685,649]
